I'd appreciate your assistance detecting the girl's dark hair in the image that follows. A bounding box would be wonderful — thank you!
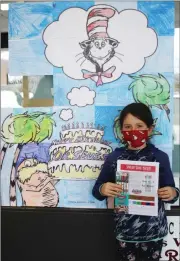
[119,103,154,128]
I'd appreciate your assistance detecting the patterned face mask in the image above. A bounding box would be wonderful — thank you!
[121,130,148,148]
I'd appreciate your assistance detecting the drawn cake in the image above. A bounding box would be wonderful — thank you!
[48,123,112,179]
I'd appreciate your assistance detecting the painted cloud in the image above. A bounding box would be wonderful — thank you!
[67,86,96,107]
[59,109,73,121]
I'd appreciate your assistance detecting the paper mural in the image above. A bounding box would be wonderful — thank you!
[1,108,112,208]
[1,1,175,209]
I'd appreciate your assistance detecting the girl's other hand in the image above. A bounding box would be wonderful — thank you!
[100,182,123,197]
[158,187,177,201]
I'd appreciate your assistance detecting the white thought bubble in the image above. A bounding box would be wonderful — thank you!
[43,5,158,85]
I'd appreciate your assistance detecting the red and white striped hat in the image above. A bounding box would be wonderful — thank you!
[87,7,115,39]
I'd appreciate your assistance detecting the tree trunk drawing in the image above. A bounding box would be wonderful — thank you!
[162,104,170,122]
[0,143,9,169]
[9,144,23,206]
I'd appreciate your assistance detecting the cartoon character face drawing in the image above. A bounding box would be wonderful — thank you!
[80,7,119,86]
[17,158,59,207]
[80,37,118,71]
[43,5,158,86]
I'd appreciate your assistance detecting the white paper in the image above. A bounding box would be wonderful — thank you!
[115,160,159,216]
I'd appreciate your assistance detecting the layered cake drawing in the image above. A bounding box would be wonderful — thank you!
[48,123,112,179]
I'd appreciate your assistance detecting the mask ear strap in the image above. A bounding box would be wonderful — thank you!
[121,131,128,146]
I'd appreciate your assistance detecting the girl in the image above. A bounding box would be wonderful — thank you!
[92,103,179,261]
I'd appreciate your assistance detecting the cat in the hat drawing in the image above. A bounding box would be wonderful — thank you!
[79,6,120,86]
[43,5,158,86]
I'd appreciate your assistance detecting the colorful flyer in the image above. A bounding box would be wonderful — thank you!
[115,160,159,216]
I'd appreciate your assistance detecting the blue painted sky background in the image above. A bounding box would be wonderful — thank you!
[9,3,53,40]
[8,1,174,76]
[8,1,94,76]
[137,1,174,36]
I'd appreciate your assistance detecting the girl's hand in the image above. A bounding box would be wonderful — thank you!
[158,187,177,201]
[100,182,123,197]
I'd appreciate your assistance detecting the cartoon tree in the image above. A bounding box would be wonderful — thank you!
[1,111,56,206]
[1,112,40,168]
[30,112,56,143]
[128,74,171,121]
[113,111,162,144]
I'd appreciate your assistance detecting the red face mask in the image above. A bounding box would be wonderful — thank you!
[122,130,149,148]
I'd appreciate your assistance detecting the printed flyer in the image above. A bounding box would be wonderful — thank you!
[115,160,159,216]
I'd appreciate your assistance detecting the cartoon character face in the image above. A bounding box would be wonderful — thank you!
[90,38,117,58]
[17,158,48,184]
[26,172,49,186]
[16,158,59,207]
[80,37,118,67]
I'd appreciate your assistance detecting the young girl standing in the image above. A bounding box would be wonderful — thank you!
[92,103,179,261]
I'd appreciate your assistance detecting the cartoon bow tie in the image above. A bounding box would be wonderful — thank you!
[82,66,116,86]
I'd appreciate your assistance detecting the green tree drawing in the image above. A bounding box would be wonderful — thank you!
[128,74,171,121]
[1,111,56,206]
[113,111,161,144]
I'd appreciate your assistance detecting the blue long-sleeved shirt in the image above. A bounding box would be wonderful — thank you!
[92,144,179,242]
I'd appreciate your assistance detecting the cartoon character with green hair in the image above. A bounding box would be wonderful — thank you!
[128,74,171,121]
[1,111,56,206]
